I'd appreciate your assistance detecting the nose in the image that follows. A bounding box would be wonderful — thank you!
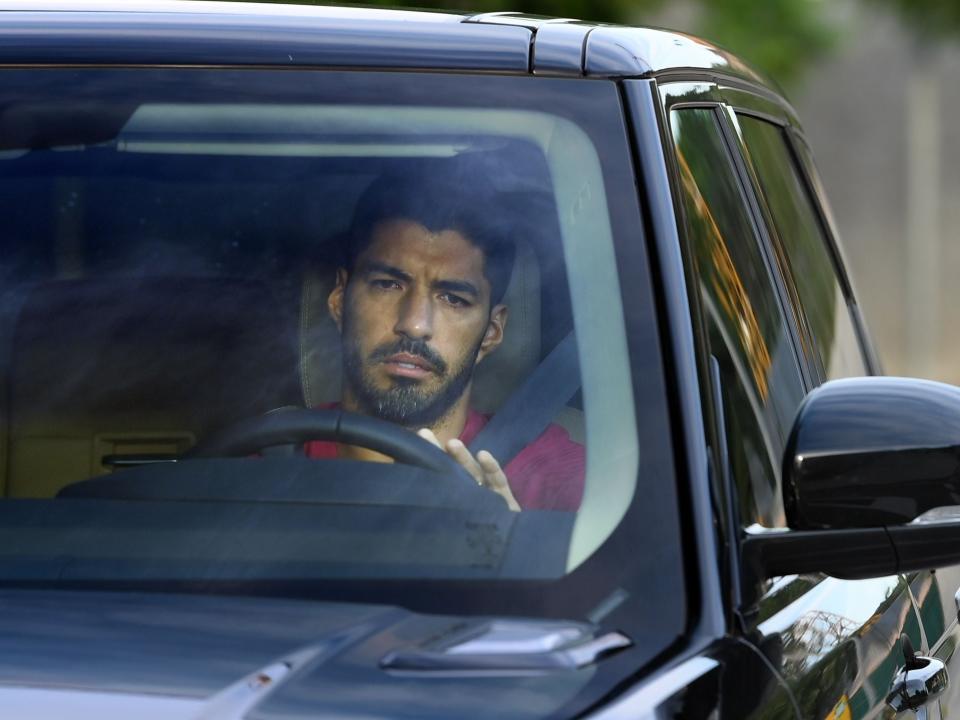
[394,288,434,340]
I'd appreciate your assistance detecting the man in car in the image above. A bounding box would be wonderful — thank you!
[309,171,584,511]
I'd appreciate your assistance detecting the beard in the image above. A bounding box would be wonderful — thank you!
[341,312,483,429]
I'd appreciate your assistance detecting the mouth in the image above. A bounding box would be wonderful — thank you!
[381,352,436,379]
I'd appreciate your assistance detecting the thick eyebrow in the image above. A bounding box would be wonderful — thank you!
[362,261,480,300]
[434,279,480,300]
[360,261,412,283]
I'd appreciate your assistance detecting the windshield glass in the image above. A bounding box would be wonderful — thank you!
[0,68,645,606]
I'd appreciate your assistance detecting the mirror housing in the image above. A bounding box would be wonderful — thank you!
[784,376,960,530]
[744,377,960,581]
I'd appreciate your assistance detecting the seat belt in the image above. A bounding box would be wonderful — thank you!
[468,330,580,466]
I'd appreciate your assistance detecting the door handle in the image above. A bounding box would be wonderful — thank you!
[886,634,949,717]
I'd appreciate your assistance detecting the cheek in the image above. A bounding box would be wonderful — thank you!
[436,312,489,360]
[343,291,391,347]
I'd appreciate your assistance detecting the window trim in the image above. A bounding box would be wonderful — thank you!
[656,87,746,627]
[787,130,882,375]
[723,108,823,385]
[730,106,876,382]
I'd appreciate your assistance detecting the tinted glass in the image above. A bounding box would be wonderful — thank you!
[671,108,804,528]
[738,115,868,380]
[0,69,653,604]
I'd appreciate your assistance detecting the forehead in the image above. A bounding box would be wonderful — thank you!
[359,219,489,285]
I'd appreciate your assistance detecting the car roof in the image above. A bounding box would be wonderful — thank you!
[0,0,768,85]
[0,1,465,20]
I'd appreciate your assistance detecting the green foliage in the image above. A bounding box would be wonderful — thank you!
[695,0,837,88]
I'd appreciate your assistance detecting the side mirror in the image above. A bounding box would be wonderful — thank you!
[785,376,960,530]
[744,377,960,580]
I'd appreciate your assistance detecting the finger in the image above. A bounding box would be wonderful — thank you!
[417,428,443,449]
[445,438,485,485]
[476,450,521,512]
[475,449,503,476]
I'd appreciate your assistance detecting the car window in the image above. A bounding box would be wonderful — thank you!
[0,67,673,620]
[737,114,869,380]
[670,107,805,528]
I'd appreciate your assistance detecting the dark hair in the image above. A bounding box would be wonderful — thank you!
[342,168,515,306]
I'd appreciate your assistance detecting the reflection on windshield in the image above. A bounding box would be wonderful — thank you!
[0,70,641,591]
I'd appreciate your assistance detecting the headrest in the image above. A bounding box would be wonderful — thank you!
[11,277,301,434]
[299,240,541,414]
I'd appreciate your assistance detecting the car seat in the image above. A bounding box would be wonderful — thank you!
[5,276,301,497]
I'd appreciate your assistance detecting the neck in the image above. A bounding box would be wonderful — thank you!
[338,386,472,462]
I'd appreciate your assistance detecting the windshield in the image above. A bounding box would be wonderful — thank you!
[0,68,656,616]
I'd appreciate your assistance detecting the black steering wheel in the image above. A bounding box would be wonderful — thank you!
[187,408,472,483]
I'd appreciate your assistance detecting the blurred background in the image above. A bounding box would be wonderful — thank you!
[268,0,960,383]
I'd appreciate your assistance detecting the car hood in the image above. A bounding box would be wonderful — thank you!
[0,589,599,719]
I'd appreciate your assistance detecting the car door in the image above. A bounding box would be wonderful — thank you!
[729,89,960,720]
[660,78,931,719]
[750,109,960,720]
[724,85,951,719]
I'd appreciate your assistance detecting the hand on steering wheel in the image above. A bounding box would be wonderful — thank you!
[416,428,520,511]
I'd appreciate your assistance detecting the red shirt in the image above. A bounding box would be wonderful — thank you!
[304,408,584,511]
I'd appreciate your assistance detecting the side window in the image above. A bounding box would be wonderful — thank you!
[737,115,869,380]
[671,108,805,528]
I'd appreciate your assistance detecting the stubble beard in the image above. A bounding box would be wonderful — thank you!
[340,306,483,430]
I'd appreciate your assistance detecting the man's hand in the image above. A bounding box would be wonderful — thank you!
[417,428,521,512]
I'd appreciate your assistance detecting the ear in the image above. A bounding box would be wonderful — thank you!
[327,268,350,333]
[477,304,508,363]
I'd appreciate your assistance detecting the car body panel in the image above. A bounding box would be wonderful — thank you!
[0,589,598,719]
[584,26,769,84]
[0,8,532,70]
[462,11,578,28]
[585,655,722,719]
[585,637,800,719]
[0,0,464,21]
[755,574,923,718]
[911,565,960,719]
[530,22,592,76]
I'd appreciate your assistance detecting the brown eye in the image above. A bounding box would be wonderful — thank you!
[440,292,470,308]
[370,278,402,291]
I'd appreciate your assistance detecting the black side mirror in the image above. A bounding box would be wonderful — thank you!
[784,376,960,530]
[744,377,960,580]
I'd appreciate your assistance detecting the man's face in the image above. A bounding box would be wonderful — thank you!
[328,219,507,429]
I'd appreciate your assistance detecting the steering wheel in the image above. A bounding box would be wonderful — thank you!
[187,408,472,483]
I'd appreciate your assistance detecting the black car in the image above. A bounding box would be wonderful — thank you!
[1,2,959,718]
